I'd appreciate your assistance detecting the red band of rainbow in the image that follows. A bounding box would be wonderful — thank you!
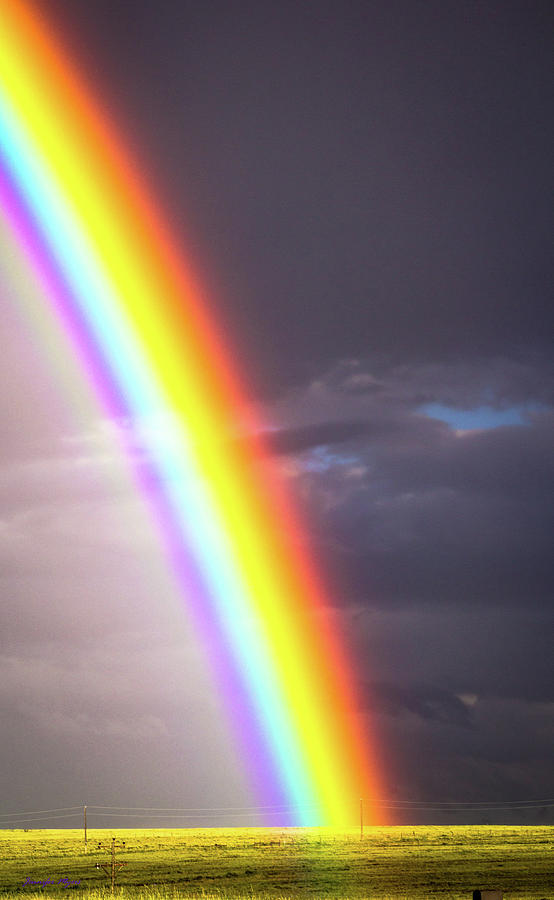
[0,0,383,825]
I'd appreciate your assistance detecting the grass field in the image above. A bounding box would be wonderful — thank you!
[0,826,551,899]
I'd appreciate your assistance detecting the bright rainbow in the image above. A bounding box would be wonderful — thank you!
[0,0,383,825]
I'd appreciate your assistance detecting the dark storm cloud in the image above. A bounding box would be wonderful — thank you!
[267,355,554,811]
[373,412,554,500]
[264,357,553,618]
[293,412,554,609]
[366,681,473,727]
[42,0,554,395]
[356,608,554,816]
[374,692,554,819]
[3,0,552,820]
[256,421,371,454]
[355,607,554,706]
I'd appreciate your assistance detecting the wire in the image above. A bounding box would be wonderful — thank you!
[362,801,554,811]
[88,799,554,814]
[362,798,554,808]
[88,805,554,817]
[87,811,311,820]
[0,813,83,824]
[0,806,82,818]
[88,804,319,812]
[2,798,553,823]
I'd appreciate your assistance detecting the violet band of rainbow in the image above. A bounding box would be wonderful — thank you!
[0,161,298,819]
[0,0,384,825]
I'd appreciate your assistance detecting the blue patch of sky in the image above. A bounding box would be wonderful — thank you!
[418,403,540,431]
[303,446,358,472]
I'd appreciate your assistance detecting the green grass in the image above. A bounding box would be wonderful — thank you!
[0,826,552,899]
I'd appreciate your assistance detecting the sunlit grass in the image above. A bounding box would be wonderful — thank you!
[0,826,552,898]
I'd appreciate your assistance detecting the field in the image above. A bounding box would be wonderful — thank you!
[0,826,551,899]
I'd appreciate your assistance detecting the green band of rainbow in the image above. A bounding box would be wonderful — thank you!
[0,0,383,825]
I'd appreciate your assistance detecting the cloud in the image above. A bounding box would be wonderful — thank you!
[264,361,553,615]
[250,358,554,814]
[366,681,473,727]
[255,421,371,454]
[3,0,552,823]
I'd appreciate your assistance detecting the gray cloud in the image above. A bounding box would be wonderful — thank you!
[2,0,553,823]
[268,362,553,615]
[255,421,371,455]
[261,359,554,815]
[365,681,473,727]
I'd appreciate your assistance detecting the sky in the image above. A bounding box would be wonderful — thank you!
[1,0,553,827]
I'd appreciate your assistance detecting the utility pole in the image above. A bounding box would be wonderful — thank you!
[83,806,87,853]
[360,797,364,841]
[96,837,127,893]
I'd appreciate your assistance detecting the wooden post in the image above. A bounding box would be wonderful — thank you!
[83,806,87,853]
[96,837,126,892]
[360,797,363,840]
[111,837,116,893]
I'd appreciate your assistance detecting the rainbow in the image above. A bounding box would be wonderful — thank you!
[0,0,383,825]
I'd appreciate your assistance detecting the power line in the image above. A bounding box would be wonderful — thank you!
[87,810,313,820]
[0,806,81,818]
[362,801,554,811]
[88,803,319,812]
[88,797,554,811]
[1,798,552,824]
[0,812,83,824]
[362,798,554,808]
[85,804,554,817]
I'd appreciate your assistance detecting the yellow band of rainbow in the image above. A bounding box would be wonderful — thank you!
[0,0,384,825]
